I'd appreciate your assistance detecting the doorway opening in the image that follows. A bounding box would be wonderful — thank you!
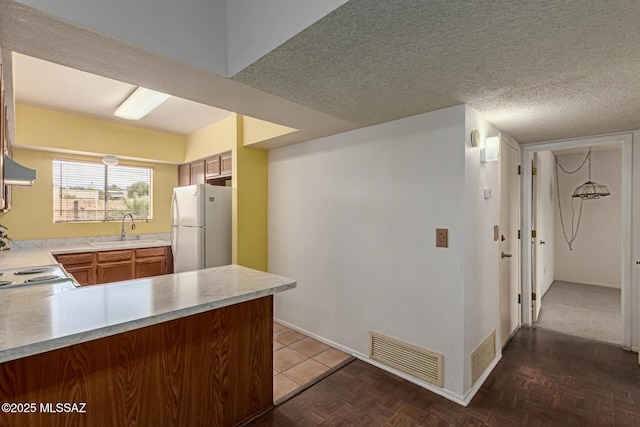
[521,133,632,349]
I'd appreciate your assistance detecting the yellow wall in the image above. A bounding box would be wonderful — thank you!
[232,116,268,271]
[184,114,236,163]
[0,149,176,239]
[242,116,297,147]
[15,104,185,163]
[7,105,270,269]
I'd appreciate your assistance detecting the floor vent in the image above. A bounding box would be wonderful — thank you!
[369,331,443,387]
[471,331,496,385]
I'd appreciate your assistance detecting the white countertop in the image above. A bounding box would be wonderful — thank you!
[0,264,296,363]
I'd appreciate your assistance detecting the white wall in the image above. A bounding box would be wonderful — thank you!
[270,105,503,400]
[554,150,621,288]
[462,106,501,393]
[16,0,229,76]
[269,105,469,398]
[226,0,347,75]
[536,151,556,297]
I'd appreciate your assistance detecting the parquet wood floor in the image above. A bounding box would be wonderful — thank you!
[249,327,640,426]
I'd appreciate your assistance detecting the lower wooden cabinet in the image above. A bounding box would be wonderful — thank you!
[54,252,97,286]
[55,246,173,286]
[134,247,168,278]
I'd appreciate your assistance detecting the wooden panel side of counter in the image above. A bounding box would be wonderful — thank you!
[0,296,273,427]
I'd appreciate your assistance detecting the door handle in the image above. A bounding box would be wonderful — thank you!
[501,252,512,259]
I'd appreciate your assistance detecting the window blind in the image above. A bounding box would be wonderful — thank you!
[53,159,152,223]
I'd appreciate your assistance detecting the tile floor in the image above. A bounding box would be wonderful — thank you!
[273,322,351,402]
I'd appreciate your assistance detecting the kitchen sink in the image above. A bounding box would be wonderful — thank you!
[89,239,167,249]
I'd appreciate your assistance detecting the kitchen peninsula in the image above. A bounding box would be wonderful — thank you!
[0,258,296,426]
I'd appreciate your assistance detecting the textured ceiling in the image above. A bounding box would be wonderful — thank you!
[232,0,640,143]
[2,0,640,148]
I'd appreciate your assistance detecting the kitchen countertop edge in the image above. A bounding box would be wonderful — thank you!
[0,265,296,364]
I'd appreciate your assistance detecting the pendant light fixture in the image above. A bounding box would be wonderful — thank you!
[555,147,611,250]
[571,148,610,199]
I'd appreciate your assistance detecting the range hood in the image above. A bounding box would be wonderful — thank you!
[4,154,36,186]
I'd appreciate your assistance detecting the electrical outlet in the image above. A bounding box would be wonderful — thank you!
[436,228,448,248]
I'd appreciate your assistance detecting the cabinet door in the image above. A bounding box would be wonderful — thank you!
[178,164,191,187]
[206,156,221,179]
[135,258,166,278]
[66,265,97,286]
[190,160,205,185]
[220,151,232,176]
[97,261,134,284]
[55,252,95,266]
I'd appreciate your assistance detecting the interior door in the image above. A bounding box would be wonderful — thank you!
[499,136,521,348]
[531,154,541,321]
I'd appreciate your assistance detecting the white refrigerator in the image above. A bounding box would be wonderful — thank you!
[170,184,232,273]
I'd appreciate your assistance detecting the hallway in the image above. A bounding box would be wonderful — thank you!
[535,280,620,345]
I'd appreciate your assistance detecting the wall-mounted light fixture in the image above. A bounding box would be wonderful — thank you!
[114,87,171,120]
[481,136,500,162]
[470,130,481,147]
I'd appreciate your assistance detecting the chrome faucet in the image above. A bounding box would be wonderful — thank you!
[120,213,136,241]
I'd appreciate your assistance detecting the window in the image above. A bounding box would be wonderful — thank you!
[53,159,152,223]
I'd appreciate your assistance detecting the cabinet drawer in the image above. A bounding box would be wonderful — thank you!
[97,250,133,263]
[55,252,94,266]
[135,247,166,258]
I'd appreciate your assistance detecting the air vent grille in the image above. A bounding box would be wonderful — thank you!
[369,331,443,387]
[471,331,496,385]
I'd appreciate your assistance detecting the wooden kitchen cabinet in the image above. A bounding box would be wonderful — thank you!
[190,160,205,185]
[177,150,232,187]
[96,250,134,284]
[205,156,221,179]
[220,151,232,176]
[56,246,173,286]
[134,247,168,278]
[178,163,191,187]
[54,252,97,286]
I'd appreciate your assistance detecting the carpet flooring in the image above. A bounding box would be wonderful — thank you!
[535,280,620,345]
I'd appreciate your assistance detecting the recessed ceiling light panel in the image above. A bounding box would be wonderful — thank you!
[114,87,171,120]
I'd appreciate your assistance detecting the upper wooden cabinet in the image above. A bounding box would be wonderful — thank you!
[179,150,232,187]
[206,156,221,179]
[190,160,206,185]
[220,151,232,176]
[178,163,191,187]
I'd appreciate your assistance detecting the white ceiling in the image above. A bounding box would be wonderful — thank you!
[12,53,232,136]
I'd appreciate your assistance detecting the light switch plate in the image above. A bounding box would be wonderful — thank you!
[436,228,448,248]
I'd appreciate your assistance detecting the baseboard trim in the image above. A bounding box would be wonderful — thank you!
[273,318,497,407]
[463,353,502,405]
[273,317,357,356]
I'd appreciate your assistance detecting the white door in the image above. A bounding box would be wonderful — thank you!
[172,225,205,273]
[531,154,541,321]
[499,135,521,348]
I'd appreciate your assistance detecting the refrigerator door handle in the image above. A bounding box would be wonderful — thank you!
[170,190,179,226]
[171,226,177,263]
